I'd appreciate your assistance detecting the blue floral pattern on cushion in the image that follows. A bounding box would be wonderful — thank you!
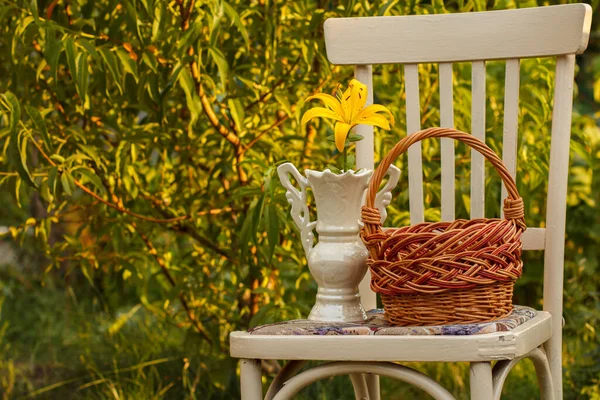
[247,306,536,336]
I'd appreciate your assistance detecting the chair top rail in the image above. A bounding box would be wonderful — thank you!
[324,4,592,65]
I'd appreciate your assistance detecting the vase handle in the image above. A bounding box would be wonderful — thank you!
[277,162,316,256]
[374,164,401,224]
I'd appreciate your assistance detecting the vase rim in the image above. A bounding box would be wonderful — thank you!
[304,168,372,179]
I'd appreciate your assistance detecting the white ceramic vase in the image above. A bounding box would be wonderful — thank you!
[277,163,400,322]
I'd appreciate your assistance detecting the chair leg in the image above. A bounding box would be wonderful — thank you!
[241,359,262,400]
[350,373,370,400]
[365,374,380,400]
[492,347,555,400]
[470,362,493,400]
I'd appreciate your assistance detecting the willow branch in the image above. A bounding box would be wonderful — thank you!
[133,222,214,345]
[29,135,190,224]
[242,74,333,153]
[144,196,233,260]
[245,56,301,111]
[242,115,289,153]
[184,14,248,184]
[197,83,241,147]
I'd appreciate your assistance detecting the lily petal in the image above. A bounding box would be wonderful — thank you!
[349,79,368,122]
[341,79,368,123]
[340,85,353,121]
[301,107,343,125]
[334,122,353,152]
[305,93,344,118]
[356,104,396,128]
[356,113,391,130]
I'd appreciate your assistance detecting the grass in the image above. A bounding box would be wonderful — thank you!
[0,253,594,399]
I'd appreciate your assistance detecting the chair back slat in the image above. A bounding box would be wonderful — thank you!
[543,54,577,397]
[353,65,378,312]
[439,63,455,221]
[354,65,375,171]
[522,227,546,251]
[470,61,487,219]
[404,64,425,224]
[501,59,521,217]
[323,4,591,65]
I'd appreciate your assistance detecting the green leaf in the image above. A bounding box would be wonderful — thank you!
[208,46,229,89]
[116,48,139,82]
[12,16,35,61]
[223,2,249,49]
[252,194,265,245]
[60,171,74,196]
[19,135,36,186]
[347,134,364,142]
[77,144,102,167]
[115,141,131,177]
[50,154,65,163]
[265,203,279,262]
[300,41,315,70]
[35,58,47,82]
[274,91,292,117]
[44,28,62,80]
[65,38,90,109]
[65,37,78,83]
[177,22,203,52]
[76,168,106,194]
[345,154,356,170]
[151,2,166,42]
[1,91,20,135]
[99,47,123,94]
[178,68,201,123]
[78,38,100,62]
[29,0,39,21]
[48,166,58,193]
[326,164,342,174]
[249,303,276,328]
[108,304,141,336]
[227,98,245,132]
[76,52,90,109]
[141,52,158,74]
[25,105,52,151]
[1,92,37,189]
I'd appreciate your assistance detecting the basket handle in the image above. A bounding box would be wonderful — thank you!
[362,127,525,234]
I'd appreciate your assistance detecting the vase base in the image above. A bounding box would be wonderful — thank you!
[307,289,367,322]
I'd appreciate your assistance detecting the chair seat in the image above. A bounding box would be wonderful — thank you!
[229,308,552,362]
[248,306,536,336]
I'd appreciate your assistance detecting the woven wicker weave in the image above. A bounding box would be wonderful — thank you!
[361,127,526,326]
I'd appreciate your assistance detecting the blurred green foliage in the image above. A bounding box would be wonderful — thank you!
[0,0,598,398]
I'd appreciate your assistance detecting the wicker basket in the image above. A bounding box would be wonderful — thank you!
[360,127,526,326]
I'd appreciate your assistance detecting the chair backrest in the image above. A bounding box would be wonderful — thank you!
[324,4,591,397]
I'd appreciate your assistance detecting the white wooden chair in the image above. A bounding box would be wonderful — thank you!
[230,5,592,399]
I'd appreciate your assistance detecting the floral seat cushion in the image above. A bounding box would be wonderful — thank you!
[248,306,536,336]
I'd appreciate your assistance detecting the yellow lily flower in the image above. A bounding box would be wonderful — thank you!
[301,79,395,152]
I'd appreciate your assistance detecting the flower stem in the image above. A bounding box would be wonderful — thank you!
[342,146,348,172]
